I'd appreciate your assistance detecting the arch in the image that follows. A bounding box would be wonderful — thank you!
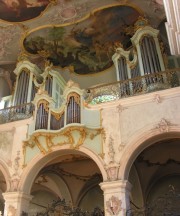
[0,159,11,192]
[19,146,107,194]
[118,127,180,180]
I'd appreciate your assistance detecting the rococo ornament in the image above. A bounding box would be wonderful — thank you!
[106,196,122,215]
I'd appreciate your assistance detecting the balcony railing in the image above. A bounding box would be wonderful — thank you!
[0,103,34,124]
[85,68,180,104]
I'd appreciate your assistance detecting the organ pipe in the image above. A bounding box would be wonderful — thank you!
[35,101,49,130]
[66,93,81,124]
[14,70,30,106]
[140,36,161,75]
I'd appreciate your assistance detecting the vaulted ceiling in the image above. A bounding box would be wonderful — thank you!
[0,0,166,86]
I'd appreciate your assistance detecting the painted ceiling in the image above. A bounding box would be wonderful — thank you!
[0,0,165,76]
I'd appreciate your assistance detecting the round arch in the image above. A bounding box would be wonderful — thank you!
[0,159,11,192]
[118,127,180,180]
[19,146,107,194]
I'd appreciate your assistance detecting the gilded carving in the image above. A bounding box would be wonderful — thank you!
[89,129,102,140]
[106,196,122,215]
[51,110,65,120]
[23,126,104,165]
[37,99,49,112]
[67,92,81,105]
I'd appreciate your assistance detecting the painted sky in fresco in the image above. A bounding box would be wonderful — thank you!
[24,6,140,74]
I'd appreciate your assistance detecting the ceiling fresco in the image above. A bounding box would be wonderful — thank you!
[0,0,166,80]
[0,0,50,22]
[23,5,140,74]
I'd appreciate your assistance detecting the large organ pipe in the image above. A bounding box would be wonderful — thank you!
[66,93,80,124]
[35,101,49,130]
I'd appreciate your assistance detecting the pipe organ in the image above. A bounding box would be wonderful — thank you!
[113,17,166,93]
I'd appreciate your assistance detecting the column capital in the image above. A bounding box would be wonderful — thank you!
[100,180,132,192]
[3,192,33,216]
[3,191,33,201]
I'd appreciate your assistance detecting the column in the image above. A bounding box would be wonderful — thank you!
[100,180,132,216]
[3,192,32,216]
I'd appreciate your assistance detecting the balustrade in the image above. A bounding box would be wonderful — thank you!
[0,103,34,124]
[85,68,180,104]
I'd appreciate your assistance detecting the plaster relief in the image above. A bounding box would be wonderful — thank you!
[116,104,127,113]
[153,94,162,104]
[105,136,120,181]
[23,126,104,165]
[118,143,125,152]
[105,162,120,181]
[106,196,122,215]
[7,205,16,216]
[155,118,174,132]
[108,136,115,162]
[11,151,21,191]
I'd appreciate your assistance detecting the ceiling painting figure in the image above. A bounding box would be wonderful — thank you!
[0,0,50,22]
[23,5,140,74]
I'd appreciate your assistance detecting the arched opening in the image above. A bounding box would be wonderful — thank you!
[128,138,180,215]
[22,148,105,215]
[0,167,9,215]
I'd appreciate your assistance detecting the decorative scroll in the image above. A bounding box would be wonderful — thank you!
[106,196,122,215]
[35,100,49,130]
[14,69,30,106]
[23,126,104,165]
[66,92,81,124]
[50,110,65,130]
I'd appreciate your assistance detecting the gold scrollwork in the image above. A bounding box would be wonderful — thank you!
[20,67,31,75]
[23,126,105,165]
[37,99,49,112]
[51,110,65,120]
[67,92,81,105]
